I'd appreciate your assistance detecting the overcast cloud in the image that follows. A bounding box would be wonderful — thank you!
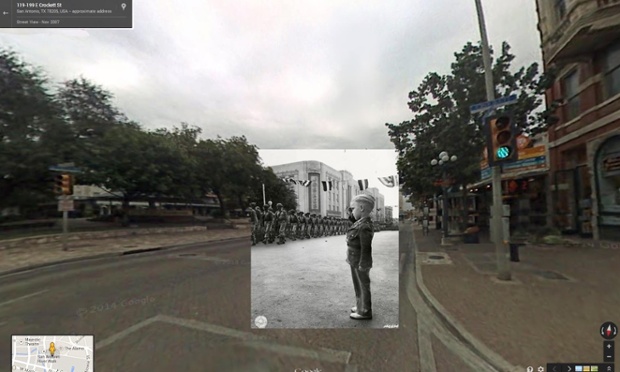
[0,0,542,150]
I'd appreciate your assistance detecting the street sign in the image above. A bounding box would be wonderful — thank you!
[469,94,518,114]
[49,166,82,173]
[58,199,74,212]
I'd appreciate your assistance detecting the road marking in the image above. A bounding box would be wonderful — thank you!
[95,316,159,350]
[0,290,48,308]
[155,314,266,341]
[243,341,351,364]
[155,314,352,364]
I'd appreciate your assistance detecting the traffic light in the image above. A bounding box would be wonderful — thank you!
[485,114,518,166]
[54,174,73,195]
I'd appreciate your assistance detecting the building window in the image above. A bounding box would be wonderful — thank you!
[563,69,580,120]
[555,0,566,20]
[604,41,620,99]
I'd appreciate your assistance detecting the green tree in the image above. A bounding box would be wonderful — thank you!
[196,136,265,217]
[0,49,64,213]
[85,123,182,207]
[386,41,556,226]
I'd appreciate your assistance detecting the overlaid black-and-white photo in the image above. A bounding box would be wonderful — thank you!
[251,149,399,329]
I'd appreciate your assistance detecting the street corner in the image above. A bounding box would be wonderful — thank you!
[417,252,453,265]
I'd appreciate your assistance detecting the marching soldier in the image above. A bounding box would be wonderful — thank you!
[275,203,288,245]
[297,211,306,240]
[304,212,312,239]
[255,205,264,242]
[288,209,298,241]
[248,202,258,245]
[263,205,274,244]
[310,213,317,238]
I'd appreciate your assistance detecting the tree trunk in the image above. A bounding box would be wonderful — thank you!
[215,191,228,218]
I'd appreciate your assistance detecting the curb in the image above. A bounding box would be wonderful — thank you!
[0,236,247,279]
[411,226,524,372]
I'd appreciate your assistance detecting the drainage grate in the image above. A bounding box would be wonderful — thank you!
[428,255,445,260]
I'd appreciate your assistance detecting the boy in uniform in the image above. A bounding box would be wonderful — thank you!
[346,194,375,320]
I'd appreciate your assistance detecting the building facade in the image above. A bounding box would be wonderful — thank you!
[269,161,384,218]
[535,0,620,241]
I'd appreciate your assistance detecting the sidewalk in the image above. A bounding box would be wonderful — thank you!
[0,226,251,276]
[413,224,620,369]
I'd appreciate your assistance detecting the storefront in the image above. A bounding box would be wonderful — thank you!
[470,134,552,233]
[591,133,620,241]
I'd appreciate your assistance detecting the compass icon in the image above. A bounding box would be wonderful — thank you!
[600,321,618,340]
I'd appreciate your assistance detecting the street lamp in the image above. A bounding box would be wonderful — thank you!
[431,151,458,239]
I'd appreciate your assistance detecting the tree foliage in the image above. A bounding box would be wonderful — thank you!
[0,48,295,218]
[386,41,557,202]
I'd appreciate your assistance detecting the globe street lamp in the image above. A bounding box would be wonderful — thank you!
[431,152,458,239]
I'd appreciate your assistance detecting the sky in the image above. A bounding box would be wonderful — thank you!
[258,149,399,216]
[0,0,543,150]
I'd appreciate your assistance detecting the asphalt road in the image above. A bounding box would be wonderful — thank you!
[2,224,506,372]
[2,236,422,372]
[251,231,399,329]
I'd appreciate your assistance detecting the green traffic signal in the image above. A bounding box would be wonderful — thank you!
[496,146,512,159]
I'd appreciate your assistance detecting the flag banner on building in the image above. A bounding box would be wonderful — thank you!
[321,181,334,191]
[300,180,312,187]
[358,179,368,190]
[378,175,396,188]
[328,181,333,190]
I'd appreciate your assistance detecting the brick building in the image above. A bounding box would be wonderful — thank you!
[535,0,620,241]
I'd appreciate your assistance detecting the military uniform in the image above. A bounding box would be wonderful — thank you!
[304,213,312,239]
[288,210,297,241]
[297,212,306,240]
[248,203,258,245]
[346,215,374,319]
[263,206,275,244]
[255,206,264,243]
[275,204,288,245]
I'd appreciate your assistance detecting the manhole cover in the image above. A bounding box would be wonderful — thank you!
[418,252,453,265]
[533,270,569,280]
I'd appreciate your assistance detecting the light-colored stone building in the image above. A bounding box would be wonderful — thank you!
[268,161,385,218]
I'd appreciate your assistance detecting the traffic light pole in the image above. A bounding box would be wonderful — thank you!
[62,208,69,251]
[475,0,511,281]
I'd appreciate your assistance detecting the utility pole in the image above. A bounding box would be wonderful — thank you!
[474,0,511,280]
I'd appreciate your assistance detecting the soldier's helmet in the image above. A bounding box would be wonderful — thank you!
[276,203,283,208]
[298,211,303,215]
[250,202,256,207]
[289,209,295,214]
[305,212,310,216]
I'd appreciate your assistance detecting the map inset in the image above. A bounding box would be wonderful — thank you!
[11,335,94,372]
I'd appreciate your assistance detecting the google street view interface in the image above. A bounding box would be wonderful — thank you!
[2,0,620,371]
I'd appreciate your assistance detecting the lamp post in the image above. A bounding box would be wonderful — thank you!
[431,151,458,239]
